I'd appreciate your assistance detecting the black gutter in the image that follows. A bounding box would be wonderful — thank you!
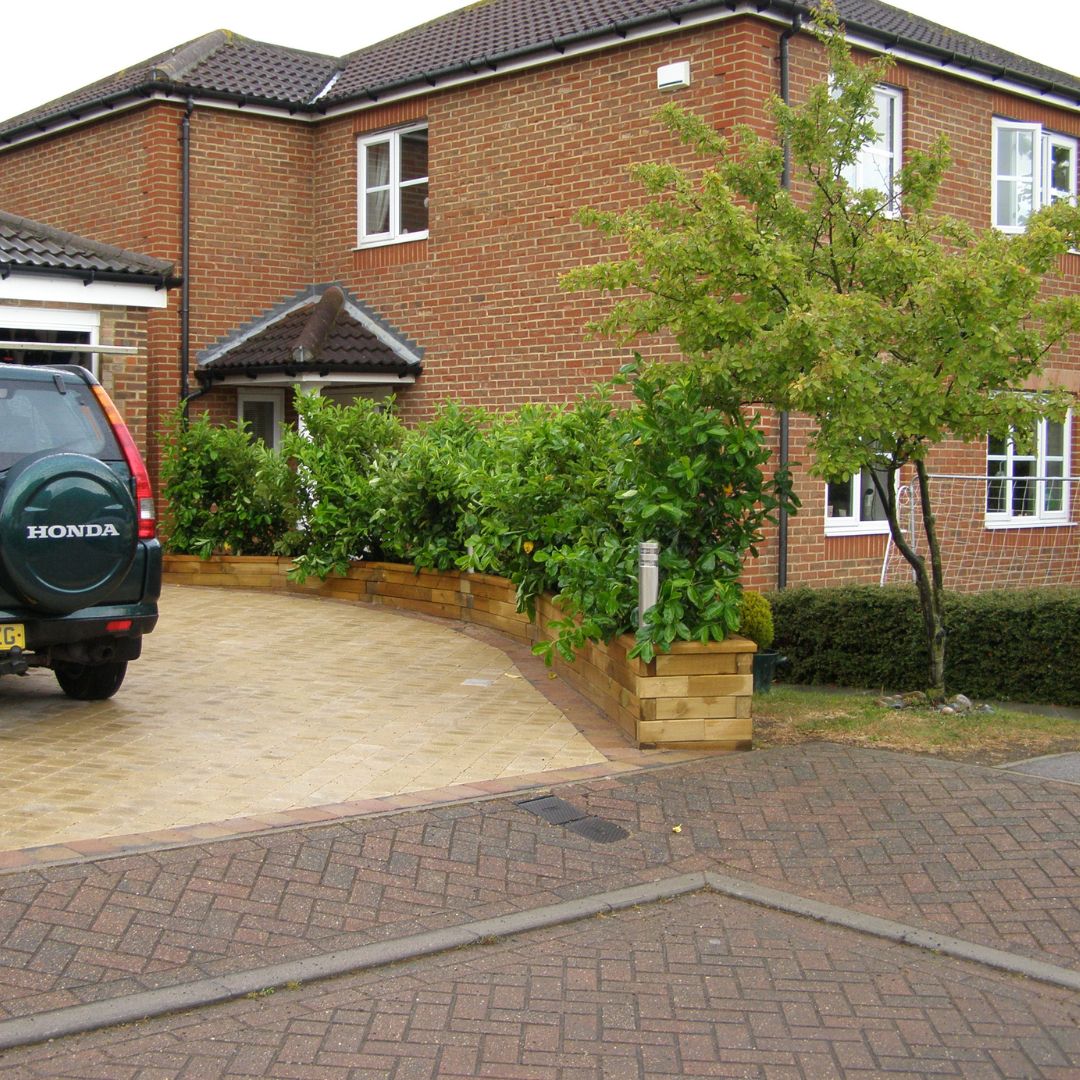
[0,262,179,288]
[0,80,332,147]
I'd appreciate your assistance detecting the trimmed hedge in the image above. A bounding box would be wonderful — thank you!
[769,586,1080,705]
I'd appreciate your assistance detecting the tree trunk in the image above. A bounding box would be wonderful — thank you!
[873,464,946,696]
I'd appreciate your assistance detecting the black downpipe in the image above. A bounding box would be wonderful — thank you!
[179,99,210,413]
[776,14,801,591]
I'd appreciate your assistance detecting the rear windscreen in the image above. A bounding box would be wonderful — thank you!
[0,376,121,472]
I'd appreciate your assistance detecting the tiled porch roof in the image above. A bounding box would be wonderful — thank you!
[196,284,423,382]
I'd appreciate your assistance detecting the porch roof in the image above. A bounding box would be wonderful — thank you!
[196,284,423,384]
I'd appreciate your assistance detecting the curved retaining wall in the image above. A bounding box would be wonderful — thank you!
[163,555,755,751]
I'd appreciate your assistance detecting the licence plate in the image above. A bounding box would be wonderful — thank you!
[1,624,25,650]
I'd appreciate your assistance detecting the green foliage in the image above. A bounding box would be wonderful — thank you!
[378,403,490,571]
[564,9,1080,689]
[770,586,1080,705]
[162,370,791,662]
[738,590,774,650]
[283,394,403,580]
[159,409,302,557]
[461,395,621,614]
[531,359,794,662]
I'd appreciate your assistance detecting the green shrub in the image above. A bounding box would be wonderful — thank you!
[378,403,490,571]
[533,359,795,662]
[770,585,1080,704]
[738,590,774,649]
[160,409,301,557]
[284,394,403,580]
[463,394,623,614]
[161,359,796,665]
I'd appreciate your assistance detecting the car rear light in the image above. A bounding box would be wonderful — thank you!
[91,385,157,539]
[106,620,133,633]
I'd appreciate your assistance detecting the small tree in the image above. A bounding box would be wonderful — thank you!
[564,14,1080,693]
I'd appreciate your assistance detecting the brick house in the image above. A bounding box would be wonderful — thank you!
[1,0,1076,592]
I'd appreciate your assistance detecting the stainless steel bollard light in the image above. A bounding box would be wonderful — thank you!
[638,541,660,628]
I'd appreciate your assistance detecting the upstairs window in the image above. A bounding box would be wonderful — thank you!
[992,120,1077,232]
[357,124,429,246]
[986,415,1071,525]
[842,85,902,217]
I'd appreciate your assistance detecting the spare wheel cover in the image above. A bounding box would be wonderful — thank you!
[0,452,137,614]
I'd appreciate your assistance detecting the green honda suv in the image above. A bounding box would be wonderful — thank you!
[0,363,160,699]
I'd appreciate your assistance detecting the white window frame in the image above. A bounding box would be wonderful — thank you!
[1046,132,1078,206]
[841,85,902,218]
[986,412,1072,528]
[0,306,100,376]
[238,389,284,451]
[992,119,1078,233]
[356,123,429,248]
[825,465,894,536]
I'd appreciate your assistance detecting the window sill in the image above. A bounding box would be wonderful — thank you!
[984,518,1075,530]
[355,231,429,251]
[825,522,891,537]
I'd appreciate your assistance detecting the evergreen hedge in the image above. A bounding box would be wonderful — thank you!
[769,586,1080,705]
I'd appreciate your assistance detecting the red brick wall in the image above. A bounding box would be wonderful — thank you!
[313,18,780,418]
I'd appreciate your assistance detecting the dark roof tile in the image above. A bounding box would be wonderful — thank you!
[328,0,1080,104]
[2,1,1076,143]
[198,284,422,380]
[0,210,176,282]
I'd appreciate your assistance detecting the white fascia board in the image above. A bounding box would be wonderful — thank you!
[0,275,169,308]
[214,372,416,387]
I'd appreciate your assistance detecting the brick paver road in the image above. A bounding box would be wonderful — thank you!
[5,886,1079,1079]
[0,744,1078,1076]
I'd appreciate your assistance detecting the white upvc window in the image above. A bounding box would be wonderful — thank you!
[986,414,1072,526]
[842,85,902,217]
[992,120,1077,232]
[238,389,284,450]
[0,307,100,375]
[825,464,893,535]
[357,124,429,247]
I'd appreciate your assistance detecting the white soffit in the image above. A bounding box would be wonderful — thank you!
[0,275,169,308]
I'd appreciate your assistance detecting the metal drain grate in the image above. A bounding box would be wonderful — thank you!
[565,817,630,844]
[516,795,586,825]
[516,796,629,843]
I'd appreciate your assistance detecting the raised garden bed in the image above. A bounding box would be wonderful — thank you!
[163,555,755,751]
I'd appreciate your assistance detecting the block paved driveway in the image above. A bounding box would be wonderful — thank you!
[0,743,1079,1077]
[0,585,662,854]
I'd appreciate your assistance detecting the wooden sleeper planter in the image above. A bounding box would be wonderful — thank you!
[163,554,756,751]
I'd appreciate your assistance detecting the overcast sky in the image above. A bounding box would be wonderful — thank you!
[2,0,1077,124]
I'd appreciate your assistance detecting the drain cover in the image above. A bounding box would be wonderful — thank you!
[565,817,630,844]
[516,796,629,843]
[516,795,585,825]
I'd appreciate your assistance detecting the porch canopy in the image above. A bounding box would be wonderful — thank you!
[196,283,423,393]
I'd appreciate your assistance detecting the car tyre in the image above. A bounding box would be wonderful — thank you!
[54,660,128,700]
